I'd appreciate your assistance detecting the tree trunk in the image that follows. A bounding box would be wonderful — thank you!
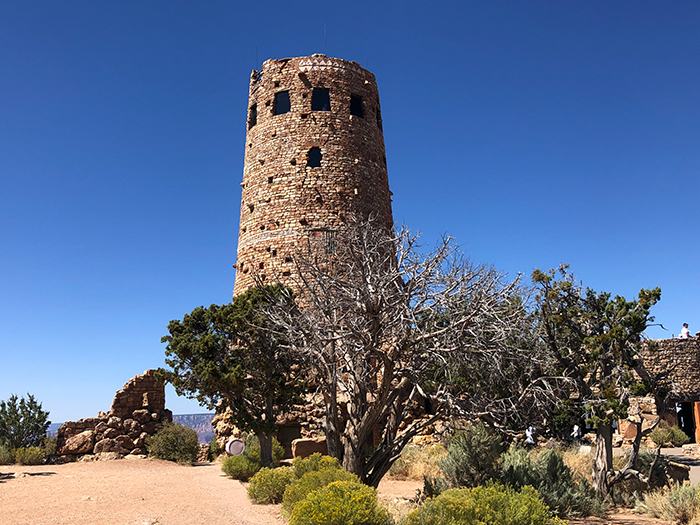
[258,397,275,467]
[258,432,273,467]
[592,423,613,496]
[342,431,365,482]
[324,379,342,461]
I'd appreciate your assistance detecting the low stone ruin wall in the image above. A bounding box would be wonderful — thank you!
[56,369,172,461]
[641,338,700,400]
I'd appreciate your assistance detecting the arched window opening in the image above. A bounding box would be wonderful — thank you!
[307,147,322,167]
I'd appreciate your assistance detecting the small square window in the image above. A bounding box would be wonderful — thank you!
[311,88,331,111]
[350,95,363,118]
[274,91,291,115]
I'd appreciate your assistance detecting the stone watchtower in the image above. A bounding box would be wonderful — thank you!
[233,55,393,295]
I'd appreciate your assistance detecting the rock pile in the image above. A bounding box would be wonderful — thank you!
[56,370,172,461]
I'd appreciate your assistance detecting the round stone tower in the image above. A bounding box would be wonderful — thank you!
[233,55,393,295]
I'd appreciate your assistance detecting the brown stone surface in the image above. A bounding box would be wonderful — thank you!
[233,55,393,296]
[60,430,95,455]
[291,436,328,458]
[640,339,700,400]
[110,369,166,418]
[56,370,171,460]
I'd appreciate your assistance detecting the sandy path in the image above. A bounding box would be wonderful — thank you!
[0,458,673,525]
[0,458,283,525]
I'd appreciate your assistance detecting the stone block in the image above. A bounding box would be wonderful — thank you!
[60,430,95,455]
[291,437,327,458]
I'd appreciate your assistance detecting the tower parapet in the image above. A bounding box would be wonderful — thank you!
[233,55,393,295]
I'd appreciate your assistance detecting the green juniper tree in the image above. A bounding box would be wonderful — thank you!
[159,285,303,467]
[0,393,51,450]
[532,265,661,496]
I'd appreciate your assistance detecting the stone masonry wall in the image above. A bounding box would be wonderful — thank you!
[640,338,700,401]
[233,55,393,296]
[56,370,172,461]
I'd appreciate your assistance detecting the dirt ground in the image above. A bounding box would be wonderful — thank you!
[0,458,672,525]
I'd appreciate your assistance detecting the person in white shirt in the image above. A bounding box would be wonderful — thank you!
[680,323,691,339]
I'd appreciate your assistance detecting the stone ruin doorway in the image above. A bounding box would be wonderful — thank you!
[676,402,699,443]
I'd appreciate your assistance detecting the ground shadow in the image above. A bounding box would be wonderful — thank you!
[0,471,56,483]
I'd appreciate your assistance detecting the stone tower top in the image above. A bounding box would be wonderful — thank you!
[233,55,393,295]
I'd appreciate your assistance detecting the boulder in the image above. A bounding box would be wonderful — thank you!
[291,437,328,458]
[107,416,123,429]
[95,452,123,461]
[103,427,121,439]
[61,430,95,454]
[123,418,141,433]
[667,461,691,484]
[132,409,151,424]
[115,435,135,451]
[94,438,117,453]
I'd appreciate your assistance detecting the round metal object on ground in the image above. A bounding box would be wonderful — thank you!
[225,439,245,456]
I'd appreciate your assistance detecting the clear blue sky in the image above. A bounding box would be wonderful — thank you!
[1,2,698,423]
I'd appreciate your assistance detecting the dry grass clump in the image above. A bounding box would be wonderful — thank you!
[387,444,447,480]
[561,446,594,483]
[635,484,700,524]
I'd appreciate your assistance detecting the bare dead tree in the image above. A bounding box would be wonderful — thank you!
[263,218,564,487]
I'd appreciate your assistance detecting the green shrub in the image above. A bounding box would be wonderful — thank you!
[439,423,504,489]
[42,436,57,456]
[207,438,221,462]
[404,484,564,525]
[14,446,45,465]
[247,466,296,504]
[0,443,15,465]
[635,484,700,524]
[290,480,391,525]
[282,466,359,514]
[498,445,604,518]
[649,420,691,447]
[292,452,341,478]
[222,454,261,481]
[146,422,199,464]
[240,433,285,466]
[221,434,286,481]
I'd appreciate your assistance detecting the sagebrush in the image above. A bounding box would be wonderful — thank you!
[635,484,700,524]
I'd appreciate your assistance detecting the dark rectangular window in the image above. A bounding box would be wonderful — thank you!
[350,95,364,118]
[376,108,383,130]
[274,91,290,115]
[311,88,331,111]
[248,104,257,128]
[307,147,322,167]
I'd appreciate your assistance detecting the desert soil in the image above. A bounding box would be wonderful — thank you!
[0,458,672,525]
